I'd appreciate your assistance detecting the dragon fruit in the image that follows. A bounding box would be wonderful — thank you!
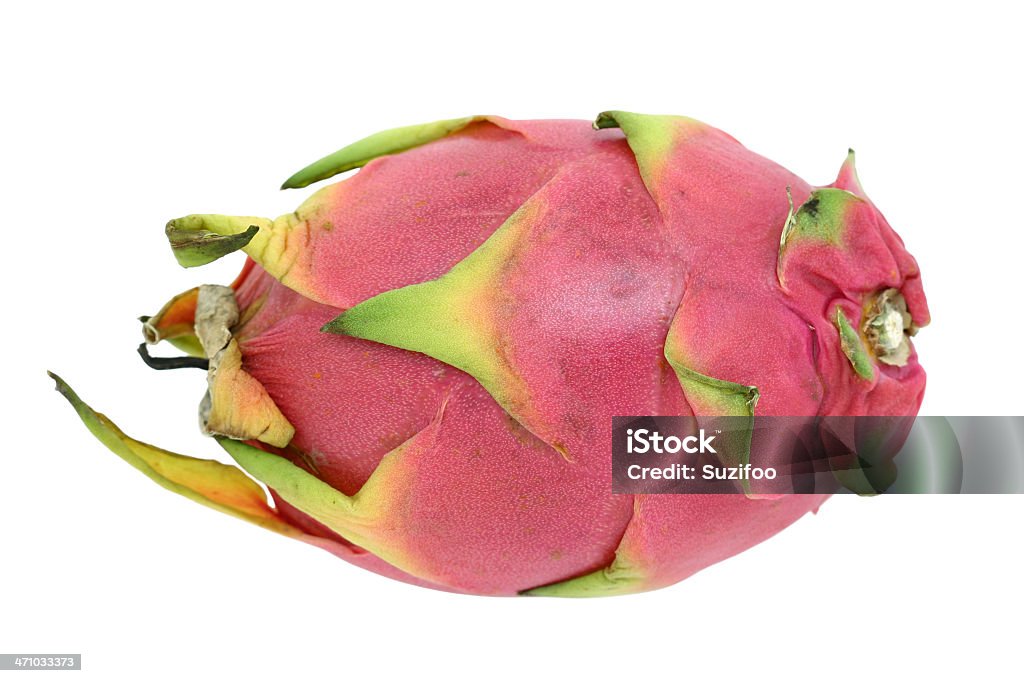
[51,111,928,596]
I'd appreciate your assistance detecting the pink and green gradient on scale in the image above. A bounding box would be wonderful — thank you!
[51,111,929,596]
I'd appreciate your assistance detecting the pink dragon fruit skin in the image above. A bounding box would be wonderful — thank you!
[52,112,928,596]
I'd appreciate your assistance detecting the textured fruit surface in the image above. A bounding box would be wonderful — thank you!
[54,112,927,596]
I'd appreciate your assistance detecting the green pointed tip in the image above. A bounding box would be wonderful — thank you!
[522,560,646,597]
[48,370,74,403]
[835,309,875,381]
[282,166,325,190]
[593,111,623,130]
[215,436,363,532]
[281,116,486,189]
[665,353,760,419]
[49,371,94,420]
[321,310,366,336]
[49,369,131,470]
[166,222,259,268]
[320,317,342,334]
[49,371,109,436]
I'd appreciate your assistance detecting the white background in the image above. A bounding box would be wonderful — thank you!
[3,1,1022,681]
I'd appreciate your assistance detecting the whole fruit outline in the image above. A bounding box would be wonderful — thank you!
[51,111,928,596]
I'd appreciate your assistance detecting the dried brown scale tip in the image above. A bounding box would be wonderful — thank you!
[194,285,295,447]
[863,289,913,367]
